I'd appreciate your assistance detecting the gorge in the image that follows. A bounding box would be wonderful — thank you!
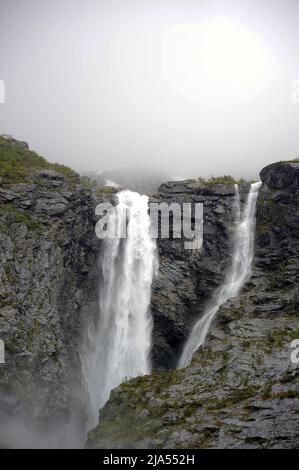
[0,136,298,449]
[81,190,158,428]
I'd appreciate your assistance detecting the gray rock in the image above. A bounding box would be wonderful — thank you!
[260,161,299,190]
[87,161,299,449]
[0,167,105,447]
[0,188,20,201]
[35,169,66,180]
[150,182,250,369]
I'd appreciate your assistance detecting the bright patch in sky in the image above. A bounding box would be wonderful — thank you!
[163,17,278,106]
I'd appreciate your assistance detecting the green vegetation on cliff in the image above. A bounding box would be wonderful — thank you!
[280,157,299,163]
[80,176,118,194]
[0,203,43,233]
[0,135,77,184]
[197,175,256,185]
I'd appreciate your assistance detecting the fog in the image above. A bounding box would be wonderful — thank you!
[0,417,85,449]
[0,0,298,179]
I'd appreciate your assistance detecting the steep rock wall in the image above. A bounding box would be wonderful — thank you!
[87,161,299,449]
[150,181,250,369]
[0,164,103,446]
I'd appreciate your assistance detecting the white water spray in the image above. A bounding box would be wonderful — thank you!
[179,182,262,368]
[82,190,158,428]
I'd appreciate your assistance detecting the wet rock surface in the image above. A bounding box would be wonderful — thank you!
[0,165,105,443]
[88,161,299,449]
[1,139,298,450]
[150,181,250,369]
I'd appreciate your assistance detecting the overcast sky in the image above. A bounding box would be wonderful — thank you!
[0,0,298,178]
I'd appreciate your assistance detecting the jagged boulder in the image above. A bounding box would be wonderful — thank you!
[260,160,299,190]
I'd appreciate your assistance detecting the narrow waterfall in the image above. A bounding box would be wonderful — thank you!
[82,190,158,428]
[179,182,262,368]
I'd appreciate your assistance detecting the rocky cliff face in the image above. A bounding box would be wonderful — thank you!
[1,137,298,449]
[150,181,251,370]
[87,161,299,449]
[0,137,105,447]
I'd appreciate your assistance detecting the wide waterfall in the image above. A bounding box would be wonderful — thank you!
[179,182,262,368]
[82,190,158,427]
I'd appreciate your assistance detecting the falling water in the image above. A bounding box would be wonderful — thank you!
[82,190,158,428]
[179,182,262,368]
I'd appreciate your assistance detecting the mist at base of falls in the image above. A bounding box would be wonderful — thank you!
[81,190,158,429]
[179,182,262,368]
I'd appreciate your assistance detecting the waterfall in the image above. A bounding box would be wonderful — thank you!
[82,190,158,428]
[179,182,262,368]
